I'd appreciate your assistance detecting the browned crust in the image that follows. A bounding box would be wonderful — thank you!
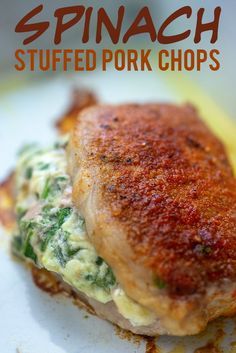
[0,172,16,230]
[72,104,236,297]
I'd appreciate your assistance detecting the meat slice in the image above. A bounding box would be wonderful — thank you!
[68,104,236,335]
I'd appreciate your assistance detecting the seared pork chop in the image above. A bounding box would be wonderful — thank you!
[68,104,236,335]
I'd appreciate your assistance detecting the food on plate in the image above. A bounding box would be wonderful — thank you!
[11,103,236,336]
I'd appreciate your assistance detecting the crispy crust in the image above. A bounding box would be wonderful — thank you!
[0,172,15,230]
[69,104,236,298]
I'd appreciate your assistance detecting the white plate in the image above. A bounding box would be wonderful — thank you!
[0,71,235,353]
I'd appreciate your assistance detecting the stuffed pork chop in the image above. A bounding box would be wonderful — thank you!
[13,104,236,336]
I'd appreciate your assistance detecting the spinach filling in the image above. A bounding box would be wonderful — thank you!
[85,265,116,290]
[12,142,117,302]
[13,220,38,264]
[39,207,73,251]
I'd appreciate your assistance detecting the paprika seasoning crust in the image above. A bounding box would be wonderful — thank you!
[69,103,236,335]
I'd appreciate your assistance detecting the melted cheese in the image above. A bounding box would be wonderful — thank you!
[112,288,156,326]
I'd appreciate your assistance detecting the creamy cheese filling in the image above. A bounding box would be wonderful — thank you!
[12,139,156,326]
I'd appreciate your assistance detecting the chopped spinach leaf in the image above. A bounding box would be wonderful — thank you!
[19,219,36,233]
[40,223,58,251]
[56,207,72,227]
[25,166,33,179]
[23,231,37,263]
[55,176,68,182]
[24,235,37,263]
[66,246,82,257]
[85,274,94,281]
[40,208,72,252]
[41,177,68,200]
[51,229,83,266]
[12,235,23,253]
[53,246,66,266]
[41,178,51,199]
[95,256,104,266]
[84,266,116,290]
[18,223,38,264]
[37,162,50,170]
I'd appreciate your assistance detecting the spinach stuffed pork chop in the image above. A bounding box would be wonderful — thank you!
[12,104,236,336]
[13,137,157,335]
